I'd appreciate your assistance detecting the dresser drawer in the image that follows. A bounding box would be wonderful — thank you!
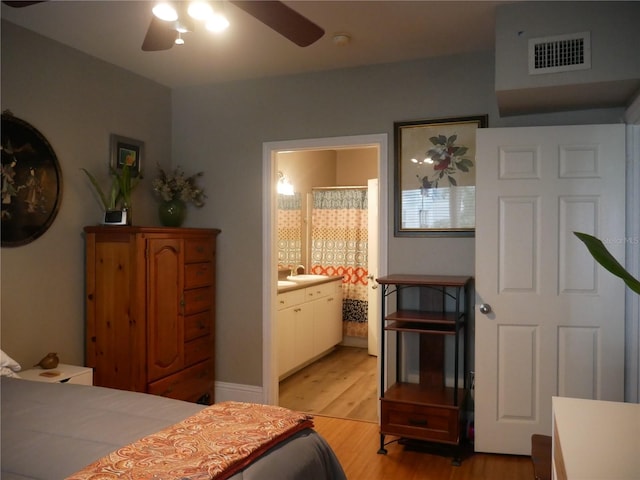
[148,360,214,404]
[184,238,214,263]
[185,262,213,289]
[380,400,460,444]
[183,287,212,315]
[185,335,212,367]
[185,311,211,341]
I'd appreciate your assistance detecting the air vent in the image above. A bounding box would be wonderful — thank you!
[528,31,591,75]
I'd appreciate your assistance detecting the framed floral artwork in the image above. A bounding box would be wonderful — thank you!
[110,134,143,177]
[1,111,63,247]
[394,115,488,237]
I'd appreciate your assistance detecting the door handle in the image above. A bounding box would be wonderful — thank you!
[479,304,492,315]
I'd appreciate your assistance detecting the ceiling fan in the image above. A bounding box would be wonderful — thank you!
[2,1,325,51]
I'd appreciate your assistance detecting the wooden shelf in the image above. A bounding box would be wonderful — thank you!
[383,382,465,407]
[386,309,459,324]
[377,274,471,287]
[385,321,457,335]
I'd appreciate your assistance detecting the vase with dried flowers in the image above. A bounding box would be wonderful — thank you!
[152,164,206,227]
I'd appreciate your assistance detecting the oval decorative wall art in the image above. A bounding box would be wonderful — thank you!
[1,111,63,247]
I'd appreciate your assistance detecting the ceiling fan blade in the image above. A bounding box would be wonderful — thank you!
[141,16,177,52]
[230,0,324,47]
[2,1,46,7]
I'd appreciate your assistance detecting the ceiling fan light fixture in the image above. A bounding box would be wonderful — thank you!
[188,1,213,21]
[206,13,230,33]
[332,33,351,47]
[175,32,185,45]
[175,21,190,33]
[152,2,178,22]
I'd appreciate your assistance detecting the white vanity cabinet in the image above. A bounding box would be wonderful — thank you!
[309,280,343,355]
[277,289,307,377]
[277,278,343,379]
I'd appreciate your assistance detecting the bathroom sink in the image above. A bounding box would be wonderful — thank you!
[287,274,328,282]
[277,280,298,288]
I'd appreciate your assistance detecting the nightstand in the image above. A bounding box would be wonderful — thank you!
[19,364,93,385]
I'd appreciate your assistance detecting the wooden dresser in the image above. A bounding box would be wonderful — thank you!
[84,226,220,404]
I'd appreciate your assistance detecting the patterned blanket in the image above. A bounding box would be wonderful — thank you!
[67,401,313,480]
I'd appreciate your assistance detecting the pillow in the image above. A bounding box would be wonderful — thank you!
[0,349,22,377]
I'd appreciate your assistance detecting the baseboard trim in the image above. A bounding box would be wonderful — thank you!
[215,381,264,404]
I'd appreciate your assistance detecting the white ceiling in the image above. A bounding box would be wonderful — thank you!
[1,1,511,88]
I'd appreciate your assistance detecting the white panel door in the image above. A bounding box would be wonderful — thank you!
[368,178,379,356]
[475,125,626,454]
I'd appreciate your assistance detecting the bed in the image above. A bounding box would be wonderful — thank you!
[0,377,347,480]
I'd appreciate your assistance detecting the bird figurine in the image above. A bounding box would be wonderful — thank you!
[34,352,59,370]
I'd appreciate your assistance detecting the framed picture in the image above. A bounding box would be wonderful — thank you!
[110,134,143,177]
[1,111,63,247]
[394,115,488,237]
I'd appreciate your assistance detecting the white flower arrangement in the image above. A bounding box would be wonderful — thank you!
[152,165,206,207]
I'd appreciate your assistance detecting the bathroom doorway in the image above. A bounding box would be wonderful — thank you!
[262,134,388,414]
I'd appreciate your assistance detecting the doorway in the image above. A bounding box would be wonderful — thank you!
[262,134,388,411]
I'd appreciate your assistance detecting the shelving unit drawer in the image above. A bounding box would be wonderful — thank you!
[184,262,213,288]
[184,287,212,314]
[148,360,214,404]
[381,400,460,444]
[184,238,214,263]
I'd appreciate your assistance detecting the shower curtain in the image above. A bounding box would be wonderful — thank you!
[277,193,302,268]
[310,188,368,338]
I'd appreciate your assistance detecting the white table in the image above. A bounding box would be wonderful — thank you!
[552,396,640,480]
[19,363,93,385]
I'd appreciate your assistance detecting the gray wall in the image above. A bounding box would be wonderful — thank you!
[496,2,640,92]
[1,21,172,368]
[1,19,626,386]
[172,54,625,386]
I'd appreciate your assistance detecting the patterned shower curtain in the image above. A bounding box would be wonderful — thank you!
[277,193,302,268]
[310,188,368,338]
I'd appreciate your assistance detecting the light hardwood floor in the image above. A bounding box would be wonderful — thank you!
[313,416,534,480]
[282,346,535,479]
[279,345,378,422]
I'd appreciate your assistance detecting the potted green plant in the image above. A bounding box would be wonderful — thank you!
[81,164,141,224]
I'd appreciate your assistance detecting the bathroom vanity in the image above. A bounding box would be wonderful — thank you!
[277,276,343,379]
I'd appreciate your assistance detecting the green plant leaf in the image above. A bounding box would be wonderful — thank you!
[108,176,119,210]
[80,168,109,210]
[574,232,640,295]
